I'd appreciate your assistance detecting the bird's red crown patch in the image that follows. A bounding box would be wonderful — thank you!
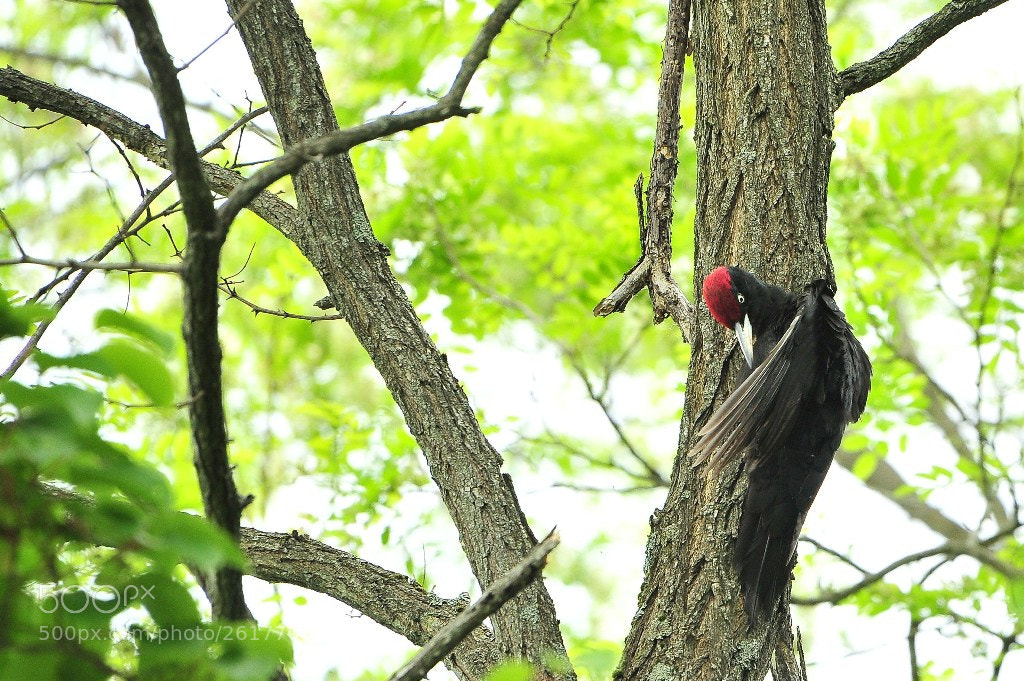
[703,266,741,328]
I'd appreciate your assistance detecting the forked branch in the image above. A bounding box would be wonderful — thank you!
[593,0,695,341]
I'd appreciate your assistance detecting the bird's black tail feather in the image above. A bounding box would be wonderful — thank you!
[733,479,800,623]
[733,498,799,623]
[735,447,833,624]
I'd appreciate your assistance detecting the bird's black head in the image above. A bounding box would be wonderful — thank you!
[702,266,767,329]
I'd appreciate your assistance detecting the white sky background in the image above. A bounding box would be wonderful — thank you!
[2,0,1024,679]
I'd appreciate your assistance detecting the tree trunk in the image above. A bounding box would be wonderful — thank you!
[616,0,839,678]
[221,0,572,677]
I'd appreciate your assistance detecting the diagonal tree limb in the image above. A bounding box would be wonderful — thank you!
[0,66,297,235]
[834,448,973,543]
[222,0,572,675]
[838,0,1011,99]
[593,0,695,341]
[240,528,498,681]
[388,531,560,681]
[833,447,1021,580]
[119,0,249,622]
[39,478,497,681]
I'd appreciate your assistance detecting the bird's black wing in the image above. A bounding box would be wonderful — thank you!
[690,296,824,472]
[821,292,872,424]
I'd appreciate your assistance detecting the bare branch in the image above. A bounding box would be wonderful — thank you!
[909,616,922,681]
[240,528,497,681]
[511,0,580,60]
[120,0,248,622]
[219,282,345,322]
[177,0,260,72]
[594,0,695,341]
[215,0,525,233]
[0,255,180,273]
[792,528,1024,606]
[0,208,26,256]
[388,530,561,681]
[800,536,870,574]
[839,0,1011,99]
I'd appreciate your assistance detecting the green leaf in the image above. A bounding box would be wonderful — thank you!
[851,451,879,481]
[1,382,103,431]
[0,292,53,339]
[37,339,174,406]
[214,624,294,681]
[142,512,245,572]
[485,661,535,681]
[1007,577,1024,626]
[133,572,202,628]
[67,445,173,509]
[95,308,176,355]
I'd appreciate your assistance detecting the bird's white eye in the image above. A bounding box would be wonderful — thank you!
[737,293,745,304]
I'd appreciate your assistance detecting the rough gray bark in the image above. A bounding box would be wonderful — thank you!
[221,0,572,677]
[615,0,839,678]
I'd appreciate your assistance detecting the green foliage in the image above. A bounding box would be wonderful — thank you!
[0,301,290,681]
[483,660,535,681]
[828,81,1024,672]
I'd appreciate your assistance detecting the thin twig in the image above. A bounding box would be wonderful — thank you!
[387,530,560,681]
[0,173,176,381]
[0,208,26,256]
[177,0,261,72]
[219,282,345,322]
[800,536,870,574]
[0,255,181,273]
[792,527,1024,605]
